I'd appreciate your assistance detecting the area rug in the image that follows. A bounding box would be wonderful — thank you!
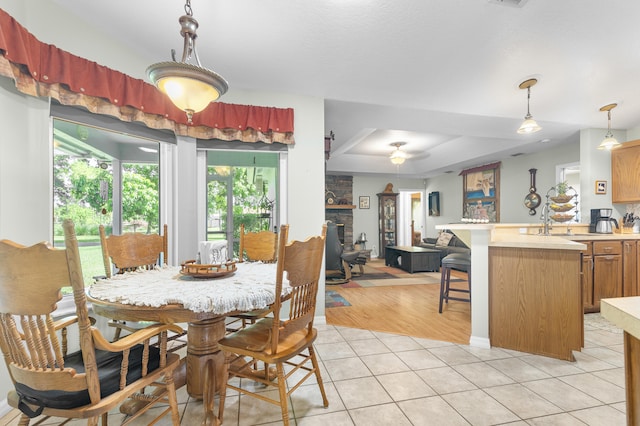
[325,290,351,308]
[341,259,466,288]
[347,275,443,288]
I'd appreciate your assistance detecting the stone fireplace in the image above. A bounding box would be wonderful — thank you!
[325,175,355,248]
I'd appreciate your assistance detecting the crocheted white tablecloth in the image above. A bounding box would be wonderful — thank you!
[88,262,287,315]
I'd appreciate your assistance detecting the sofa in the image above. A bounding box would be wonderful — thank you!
[417,231,470,261]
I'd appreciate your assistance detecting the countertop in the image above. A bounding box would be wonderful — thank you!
[601,297,640,340]
[560,233,640,241]
[490,233,586,250]
[437,223,640,251]
[492,223,640,242]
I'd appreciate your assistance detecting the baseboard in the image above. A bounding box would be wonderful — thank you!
[469,335,491,349]
[0,399,11,419]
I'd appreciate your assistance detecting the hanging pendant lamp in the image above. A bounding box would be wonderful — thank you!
[597,103,621,150]
[147,0,228,124]
[517,79,542,134]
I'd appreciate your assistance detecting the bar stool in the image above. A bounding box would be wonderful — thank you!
[438,253,471,313]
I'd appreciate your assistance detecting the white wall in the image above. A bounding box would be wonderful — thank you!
[500,140,581,223]
[580,128,631,221]
[0,79,51,243]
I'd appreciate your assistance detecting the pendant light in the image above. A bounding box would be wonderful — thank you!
[517,78,542,134]
[147,0,228,124]
[389,142,407,165]
[597,103,621,150]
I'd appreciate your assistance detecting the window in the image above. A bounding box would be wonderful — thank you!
[52,117,162,287]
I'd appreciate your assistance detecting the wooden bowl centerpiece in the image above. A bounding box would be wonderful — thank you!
[180,260,237,279]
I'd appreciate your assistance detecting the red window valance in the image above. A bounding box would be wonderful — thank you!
[0,8,294,144]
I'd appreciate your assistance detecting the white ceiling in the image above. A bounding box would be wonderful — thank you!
[51,0,640,179]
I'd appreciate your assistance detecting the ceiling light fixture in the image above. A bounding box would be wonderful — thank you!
[146,0,228,124]
[389,142,407,165]
[598,103,621,150]
[517,78,542,134]
[139,146,158,153]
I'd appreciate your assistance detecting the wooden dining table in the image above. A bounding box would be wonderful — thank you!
[87,261,286,425]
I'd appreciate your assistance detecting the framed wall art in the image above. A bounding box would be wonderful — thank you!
[595,180,607,195]
[359,195,370,209]
[461,161,500,222]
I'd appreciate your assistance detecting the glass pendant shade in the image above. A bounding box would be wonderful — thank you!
[148,62,228,116]
[598,132,620,150]
[389,143,407,165]
[597,104,621,150]
[517,115,542,134]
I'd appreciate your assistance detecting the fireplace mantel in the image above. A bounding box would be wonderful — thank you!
[325,205,356,210]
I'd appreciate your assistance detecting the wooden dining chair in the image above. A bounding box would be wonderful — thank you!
[238,223,278,263]
[218,224,329,426]
[99,224,187,350]
[227,224,279,332]
[99,224,168,278]
[0,219,181,426]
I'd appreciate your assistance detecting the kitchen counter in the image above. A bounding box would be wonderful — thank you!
[562,233,640,241]
[490,233,586,250]
[601,297,640,340]
[437,223,586,360]
[601,297,640,425]
[491,222,640,240]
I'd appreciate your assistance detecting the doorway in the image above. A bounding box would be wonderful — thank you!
[397,189,425,246]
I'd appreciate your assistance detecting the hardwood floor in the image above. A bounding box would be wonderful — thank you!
[325,260,471,344]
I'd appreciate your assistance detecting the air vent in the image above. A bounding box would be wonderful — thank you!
[487,0,529,7]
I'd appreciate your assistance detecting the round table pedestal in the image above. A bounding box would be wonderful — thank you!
[186,317,227,399]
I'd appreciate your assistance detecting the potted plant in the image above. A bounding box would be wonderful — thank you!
[551,181,573,204]
[556,181,569,195]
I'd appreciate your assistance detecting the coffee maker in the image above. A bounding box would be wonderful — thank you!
[590,208,619,233]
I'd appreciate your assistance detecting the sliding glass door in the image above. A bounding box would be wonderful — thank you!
[205,150,279,258]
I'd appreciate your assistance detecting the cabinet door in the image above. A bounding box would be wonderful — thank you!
[593,254,623,309]
[623,241,638,296]
[611,140,640,203]
[582,255,595,312]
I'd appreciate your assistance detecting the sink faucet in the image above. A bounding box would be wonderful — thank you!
[540,203,552,236]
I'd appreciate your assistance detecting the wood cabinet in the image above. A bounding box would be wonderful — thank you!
[377,192,398,258]
[623,240,639,296]
[592,241,623,310]
[489,246,583,361]
[574,239,629,313]
[580,242,595,312]
[612,139,640,203]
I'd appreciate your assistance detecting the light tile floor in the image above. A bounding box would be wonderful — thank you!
[2,313,628,425]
